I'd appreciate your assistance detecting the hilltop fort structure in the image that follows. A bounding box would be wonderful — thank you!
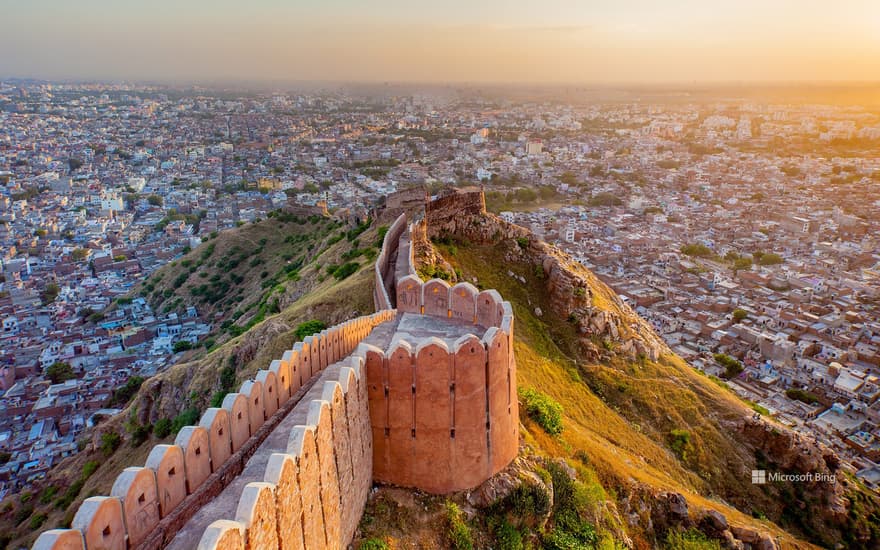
[34,192,519,550]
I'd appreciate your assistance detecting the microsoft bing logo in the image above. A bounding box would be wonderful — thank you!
[752,470,766,484]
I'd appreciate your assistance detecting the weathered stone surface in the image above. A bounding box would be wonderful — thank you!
[31,529,85,550]
[396,274,422,314]
[176,426,212,494]
[485,327,517,475]
[449,282,478,323]
[308,400,342,549]
[413,338,453,493]
[323,380,354,544]
[199,408,232,472]
[701,509,729,534]
[31,529,84,550]
[235,482,279,550]
[476,289,503,328]
[196,520,245,550]
[273,356,292,403]
[222,393,250,452]
[264,453,304,550]
[299,340,313,381]
[292,344,307,390]
[71,497,125,550]
[256,369,279,418]
[453,334,489,491]
[145,444,187,517]
[307,335,321,378]
[422,278,451,317]
[385,341,415,487]
[110,467,160,548]
[239,380,265,434]
[288,425,325,549]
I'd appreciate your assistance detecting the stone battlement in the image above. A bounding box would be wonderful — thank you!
[36,199,519,550]
[33,311,395,550]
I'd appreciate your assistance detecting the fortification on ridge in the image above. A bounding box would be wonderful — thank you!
[369,206,519,494]
[33,192,520,550]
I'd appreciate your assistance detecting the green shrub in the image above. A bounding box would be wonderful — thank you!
[29,513,47,530]
[680,243,714,258]
[445,501,473,550]
[359,539,390,550]
[39,486,58,505]
[55,479,85,509]
[110,376,145,406]
[669,429,693,462]
[295,320,326,340]
[519,388,564,435]
[82,461,99,479]
[210,391,228,408]
[495,520,524,550]
[664,528,722,550]
[785,388,819,405]
[333,261,359,280]
[129,423,152,447]
[100,432,121,456]
[498,481,551,521]
[173,340,193,353]
[171,407,201,434]
[713,353,743,379]
[543,527,583,550]
[547,462,597,547]
[154,418,173,438]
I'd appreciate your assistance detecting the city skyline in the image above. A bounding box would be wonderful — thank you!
[3,0,880,84]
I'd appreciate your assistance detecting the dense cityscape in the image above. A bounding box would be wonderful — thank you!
[0,79,878,507]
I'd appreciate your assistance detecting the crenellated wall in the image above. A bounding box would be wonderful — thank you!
[35,199,521,550]
[34,310,394,550]
[374,214,407,310]
[188,343,375,550]
[374,264,519,493]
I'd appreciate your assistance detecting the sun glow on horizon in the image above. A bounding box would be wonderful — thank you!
[2,0,879,83]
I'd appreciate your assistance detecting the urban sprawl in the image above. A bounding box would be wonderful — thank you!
[0,81,878,498]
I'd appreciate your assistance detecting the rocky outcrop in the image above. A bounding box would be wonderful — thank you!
[467,454,553,516]
[420,206,665,363]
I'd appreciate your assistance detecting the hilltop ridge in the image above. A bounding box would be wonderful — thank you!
[375,189,878,548]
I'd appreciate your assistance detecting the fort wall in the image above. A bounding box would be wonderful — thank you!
[36,195,521,550]
[35,310,394,550]
[374,214,407,310]
[372,251,519,493]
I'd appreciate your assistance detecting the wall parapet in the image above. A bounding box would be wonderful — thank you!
[374,214,407,310]
[191,344,375,550]
[34,310,395,550]
[369,213,519,494]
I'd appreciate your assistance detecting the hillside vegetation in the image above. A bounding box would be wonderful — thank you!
[356,212,879,549]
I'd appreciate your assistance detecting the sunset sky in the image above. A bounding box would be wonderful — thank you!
[3,0,880,83]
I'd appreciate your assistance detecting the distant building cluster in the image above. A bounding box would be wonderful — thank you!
[0,80,879,494]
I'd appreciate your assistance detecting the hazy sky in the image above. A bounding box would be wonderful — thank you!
[2,0,880,83]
